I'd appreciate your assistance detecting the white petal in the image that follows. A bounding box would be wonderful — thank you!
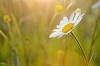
[56,25,62,28]
[49,32,63,38]
[58,33,64,38]
[52,29,61,32]
[60,16,69,26]
[74,14,84,26]
[69,12,74,22]
[63,17,69,22]
[73,12,80,23]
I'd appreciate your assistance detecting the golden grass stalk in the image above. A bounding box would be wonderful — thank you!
[66,0,75,10]
[0,29,8,41]
[88,9,100,65]
[10,13,22,39]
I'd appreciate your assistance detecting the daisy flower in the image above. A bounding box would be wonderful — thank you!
[49,8,84,38]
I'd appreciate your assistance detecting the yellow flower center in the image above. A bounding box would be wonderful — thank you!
[62,23,74,33]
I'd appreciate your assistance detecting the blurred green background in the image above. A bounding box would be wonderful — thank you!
[0,0,100,66]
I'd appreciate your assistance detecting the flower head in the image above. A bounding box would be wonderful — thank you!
[92,1,100,9]
[55,5,64,13]
[3,15,11,23]
[49,8,84,38]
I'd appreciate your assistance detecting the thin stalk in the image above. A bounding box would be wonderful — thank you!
[88,9,100,64]
[66,0,75,10]
[10,13,22,39]
[49,12,58,30]
[7,21,21,66]
[0,29,8,41]
[46,12,58,44]
[63,36,68,66]
[94,30,100,42]
[71,32,88,66]
[88,53,95,64]
[7,22,13,41]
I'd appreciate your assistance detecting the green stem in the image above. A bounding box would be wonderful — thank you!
[94,30,100,42]
[88,9,100,64]
[7,22,13,41]
[71,32,88,66]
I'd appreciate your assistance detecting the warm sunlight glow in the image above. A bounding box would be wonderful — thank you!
[24,0,51,9]
[0,0,99,66]
[25,0,53,7]
[36,0,51,4]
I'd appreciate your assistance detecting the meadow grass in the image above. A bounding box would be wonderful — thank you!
[0,0,100,66]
